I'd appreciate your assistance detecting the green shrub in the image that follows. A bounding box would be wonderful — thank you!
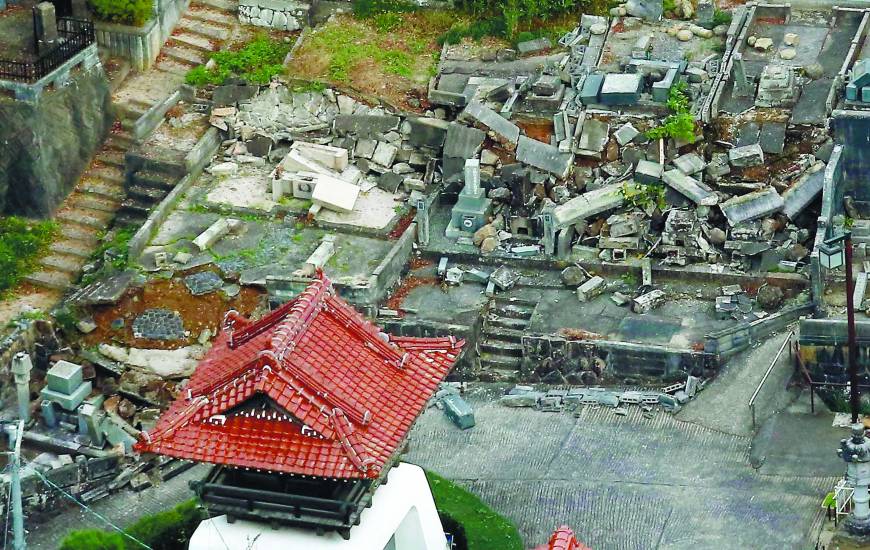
[185,35,291,87]
[438,15,508,45]
[89,0,152,26]
[646,82,696,143]
[59,531,125,550]
[354,0,416,17]
[60,499,206,550]
[427,471,523,550]
[0,216,57,296]
[712,9,732,27]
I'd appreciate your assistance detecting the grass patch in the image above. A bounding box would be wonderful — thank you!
[289,12,455,90]
[427,470,523,550]
[0,216,58,297]
[646,81,696,144]
[60,499,206,550]
[80,227,136,286]
[186,34,291,87]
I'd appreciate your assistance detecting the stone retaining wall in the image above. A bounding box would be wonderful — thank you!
[94,0,191,71]
[238,0,309,31]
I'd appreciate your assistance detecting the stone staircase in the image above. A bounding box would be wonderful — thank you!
[156,0,237,76]
[24,129,133,291]
[478,296,536,377]
[23,0,239,292]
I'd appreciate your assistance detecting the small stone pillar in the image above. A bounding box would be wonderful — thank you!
[413,192,430,247]
[33,2,58,55]
[732,53,754,98]
[464,158,481,196]
[10,352,32,423]
[839,424,870,537]
[41,400,57,428]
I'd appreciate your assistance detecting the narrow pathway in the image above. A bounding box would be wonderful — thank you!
[22,0,239,293]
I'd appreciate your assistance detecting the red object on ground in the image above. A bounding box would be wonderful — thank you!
[534,525,591,550]
[134,273,463,480]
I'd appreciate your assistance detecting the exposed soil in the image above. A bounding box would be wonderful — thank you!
[385,275,438,313]
[81,269,266,350]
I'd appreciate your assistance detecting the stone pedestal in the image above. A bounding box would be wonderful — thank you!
[839,424,870,537]
[446,159,492,238]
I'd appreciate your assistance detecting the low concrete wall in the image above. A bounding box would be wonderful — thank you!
[705,302,814,360]
[128,127,221,261]
[132,88,181,142]
[94,0,191,71]
[368,223,417,303]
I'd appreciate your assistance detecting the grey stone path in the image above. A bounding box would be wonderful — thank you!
[406,387,839,549]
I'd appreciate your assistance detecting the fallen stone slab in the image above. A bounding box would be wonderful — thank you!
[443,122,487,159]
[193,218,235,252]
[290,141,349,171]
[673,152,706,175]
[69,270,139,306]
[576,118,610,157]
[635,159,664,184]
[462,101,521,145]
[184,271,225,296]
[312,174,361,213]
[632,289,666,313]
[515,136,574,179]
[406,117,450,148]
[728,143,764,167]
[553,183,624,228]
[333,114,400,138]
[781,162,825,220]
[614,123,640,146]
[662,169,718,206]
[132,309,184,340]
[517,37,552,55]
[719,187,784,226]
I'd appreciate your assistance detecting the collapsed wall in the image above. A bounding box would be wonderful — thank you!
[0,65,113,217]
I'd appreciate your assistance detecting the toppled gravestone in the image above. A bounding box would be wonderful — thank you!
[184,271,225,296]
[561,265,587,287]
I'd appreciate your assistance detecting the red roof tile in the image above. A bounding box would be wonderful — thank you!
[534,526,591,550]
[134,273,463,479]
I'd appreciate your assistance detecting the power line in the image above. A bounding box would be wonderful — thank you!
[28,465,153,550]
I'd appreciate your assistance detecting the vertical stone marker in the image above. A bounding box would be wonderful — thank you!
[33,2,58,54]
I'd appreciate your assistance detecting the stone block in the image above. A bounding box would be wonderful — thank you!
[47,360,84,395]
[614,123,640,146]
[662,169,717,205]
[517,37,552,55]
[719,187,784,226]
[577,276,605,302]
[291,141,349,171]
[372,141,398,167]
[632,289,665,313]
[580,74,604,104]
[635,159,664,184]
[600,73,643,105]
[312,175,360,213]
[515,136,574,179]
[673,152,706,175]
[728,143,764,167]
[41,381,92,412]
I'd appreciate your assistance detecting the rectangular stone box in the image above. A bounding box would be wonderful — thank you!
[42,381,92,412]
[47,360,84,395]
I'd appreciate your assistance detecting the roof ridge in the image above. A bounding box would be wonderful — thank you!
[271,275,331,361]
[331,408,377,476]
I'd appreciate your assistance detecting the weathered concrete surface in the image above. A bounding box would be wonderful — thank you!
[0,67,113,216]
[406,336,842,549]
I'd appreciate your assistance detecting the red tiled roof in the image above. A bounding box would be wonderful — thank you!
[134,273,463,479]
[534,526,591,550]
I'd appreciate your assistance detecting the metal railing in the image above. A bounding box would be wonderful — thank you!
[748,329,794,430]
[0,17,95,82]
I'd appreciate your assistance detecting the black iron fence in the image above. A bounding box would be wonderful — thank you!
[0,17,95,83]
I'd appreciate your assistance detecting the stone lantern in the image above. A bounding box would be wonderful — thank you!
[839,423,870,536]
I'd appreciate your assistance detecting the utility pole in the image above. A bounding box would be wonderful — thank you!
[845,234,860,424]
[7,419,26,550]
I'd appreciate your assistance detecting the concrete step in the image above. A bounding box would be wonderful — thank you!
[493,296,538,307]
[58,224,100,246]
[168,33,216,54]
[56,207,114,231]
[487,315,529,330]
[479,353,522,370]
[131,170,178,191]
[186,6,236,26]
[480,340,523,357]
[191,0,237,14]
[95,150,127,170]
[80,178,126,201]
[114,102,148,122]
[178,19,232,41]
[50,239,93,259]
[127,184,168,203]
[483,327,525,344]
[85,166,125,186]
[106,130,134,150]
[491,305,534,321]
[155,59,195,77]
[114,212,148,227]
[38,254,86,274]
[24,269,75,291]
[119,198,153,218]
[162,45,207,67]
[68,192,121,213]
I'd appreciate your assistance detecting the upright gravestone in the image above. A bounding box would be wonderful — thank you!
[696,0,715,27]
[33,2,58,55]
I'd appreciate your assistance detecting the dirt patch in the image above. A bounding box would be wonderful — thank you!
[517,119,554,144]
[81,272,265,350]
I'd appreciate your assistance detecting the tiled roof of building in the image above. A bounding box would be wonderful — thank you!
[535,526,591,550]
[134,273,463,480]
